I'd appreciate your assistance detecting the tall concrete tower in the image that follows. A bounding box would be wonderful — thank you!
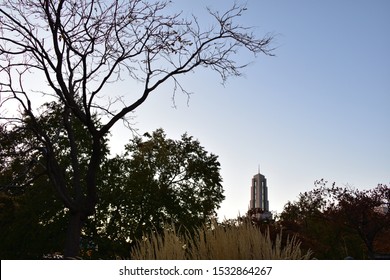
[249,170,269,212]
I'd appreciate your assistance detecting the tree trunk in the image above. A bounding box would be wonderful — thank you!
[365,239,375,259]
[64,211,83,259]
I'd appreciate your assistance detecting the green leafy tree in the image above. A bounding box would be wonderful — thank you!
[1,119,224,258]
[91,129,224,257]
[0,103,109,258]
[0,0,273,257]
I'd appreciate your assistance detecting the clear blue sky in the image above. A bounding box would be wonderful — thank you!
[1,0,388,224]
[108,0,390,219]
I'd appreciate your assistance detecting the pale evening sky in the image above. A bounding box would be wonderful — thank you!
[3,0,389,219]
[108,0,390,219]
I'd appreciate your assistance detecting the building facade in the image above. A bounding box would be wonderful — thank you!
[249,170,272,220]
[250,172,269,211]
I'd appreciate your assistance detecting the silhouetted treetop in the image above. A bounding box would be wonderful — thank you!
[0,0,274,258]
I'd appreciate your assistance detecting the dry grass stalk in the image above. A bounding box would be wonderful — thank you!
[131,222,312,260]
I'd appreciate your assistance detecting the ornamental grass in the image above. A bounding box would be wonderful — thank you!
[130,222,312,260]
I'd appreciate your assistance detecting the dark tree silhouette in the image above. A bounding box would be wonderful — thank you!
[280,180,390,259]
[0,124,223,259]
[93,128,224,257]
[324,182,390,258]
[0,0,273,257]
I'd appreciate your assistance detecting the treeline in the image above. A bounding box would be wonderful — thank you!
[1,105,388,259]
[251,180,389,259]
[0,105,224,259]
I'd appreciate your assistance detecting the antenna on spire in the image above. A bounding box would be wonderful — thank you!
[258,164,260,174]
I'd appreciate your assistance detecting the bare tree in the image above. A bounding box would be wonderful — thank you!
[0,0,273,258]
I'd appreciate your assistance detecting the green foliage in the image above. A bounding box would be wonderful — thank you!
[0,188,66,259]
[91,129,225,257]
[1,116,224,258]
[0,102,108,258]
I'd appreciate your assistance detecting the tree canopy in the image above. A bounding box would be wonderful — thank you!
[0,0,273,257]
[0,103,109,258]
[279,180,390,259]
[0,114,224,258]
[93,129,224,257]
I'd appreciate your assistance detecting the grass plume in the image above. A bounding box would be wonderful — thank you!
[131,221,312,260]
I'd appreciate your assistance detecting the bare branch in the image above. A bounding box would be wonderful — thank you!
[0,0,274,257]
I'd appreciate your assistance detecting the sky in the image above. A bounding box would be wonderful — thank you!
[3,0,389,220]
[108,0,390,219]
